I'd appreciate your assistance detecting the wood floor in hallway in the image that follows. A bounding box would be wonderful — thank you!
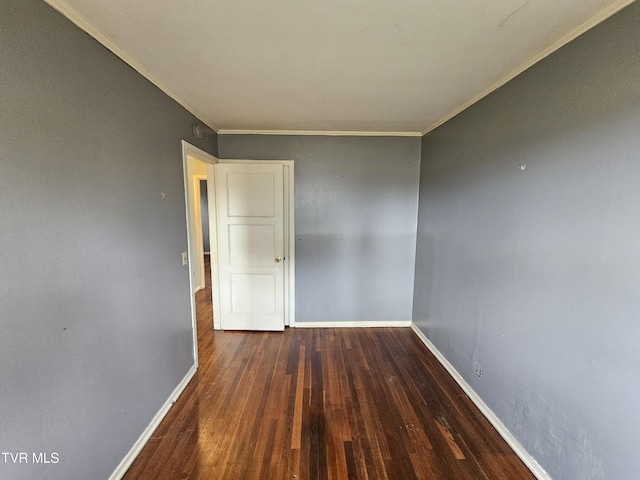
[122,261,536,479]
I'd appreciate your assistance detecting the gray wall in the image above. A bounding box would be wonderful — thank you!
[219,135,421,322]
[200,180,211,253]
[0,1,216,479]
[413,3,640,479]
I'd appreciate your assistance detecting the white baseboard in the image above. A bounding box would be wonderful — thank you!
[295,320,412,328]
[108,364,198,480]
[410,323,552,480]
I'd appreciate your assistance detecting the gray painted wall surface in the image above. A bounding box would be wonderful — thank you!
[200,180,211,253]
[0,1,216,479]
[219,135,421,322]
[413,4,640,480]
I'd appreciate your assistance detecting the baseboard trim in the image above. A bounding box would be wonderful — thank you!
[410,323,552,480]
[108,364,198,480]
[295,320,412,328]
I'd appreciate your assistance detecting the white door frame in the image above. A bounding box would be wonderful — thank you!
[182,145,295,344]
[205,163,222,330]
[218,159,296,328]
[181,141,221,365]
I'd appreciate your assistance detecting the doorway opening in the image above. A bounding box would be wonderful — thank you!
[182,142,296,353]
[182,141,219,366]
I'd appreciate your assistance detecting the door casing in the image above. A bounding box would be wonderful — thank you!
[181,141,219,366]
[183,142,295,337]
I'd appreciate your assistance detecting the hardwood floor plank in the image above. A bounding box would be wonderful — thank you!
[122,259,536,480]
[309,349,329,480]
[343,441,359,480]
[291,344,306,450]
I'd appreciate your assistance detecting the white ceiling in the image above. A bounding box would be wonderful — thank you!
[46,0,634,135]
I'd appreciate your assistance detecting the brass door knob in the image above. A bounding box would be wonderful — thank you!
[275,257,282,263]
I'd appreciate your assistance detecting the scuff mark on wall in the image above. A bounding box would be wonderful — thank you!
[511,383,605,479]
[569,428,605,480]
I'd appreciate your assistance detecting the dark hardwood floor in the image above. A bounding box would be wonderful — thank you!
[122,257,535,479]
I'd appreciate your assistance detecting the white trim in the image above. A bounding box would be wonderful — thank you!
[45,0,632,140]
[42,0,219,133]
[410,323,552,480]
[421,0,637,136]
[46,0,632,140]
[218,159,296,328]
[205,164,222,331]
[108,364,197,480]
[218,159,295,165]
[182,141,220,348]
[295,320,412,328]
[219,129,422,137]
[182,144,199,367]
[285,164,296,327]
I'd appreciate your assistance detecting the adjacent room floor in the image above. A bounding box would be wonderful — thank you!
[122,260,535,479]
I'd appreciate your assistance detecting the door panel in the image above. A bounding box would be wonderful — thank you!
[231,274,276,314]
[216,163,285,331]
[227,173,275,217]
[228,225,275,267]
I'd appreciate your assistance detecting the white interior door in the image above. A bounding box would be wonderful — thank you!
[215,163,285,331]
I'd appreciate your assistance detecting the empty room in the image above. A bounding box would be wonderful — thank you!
[1,0,639,479]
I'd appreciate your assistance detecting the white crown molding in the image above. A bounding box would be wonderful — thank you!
[218,129,422,137]
[421,0,637,136]
[410,323,552,480]
[44,0,634,139]
[42,0,219,133]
